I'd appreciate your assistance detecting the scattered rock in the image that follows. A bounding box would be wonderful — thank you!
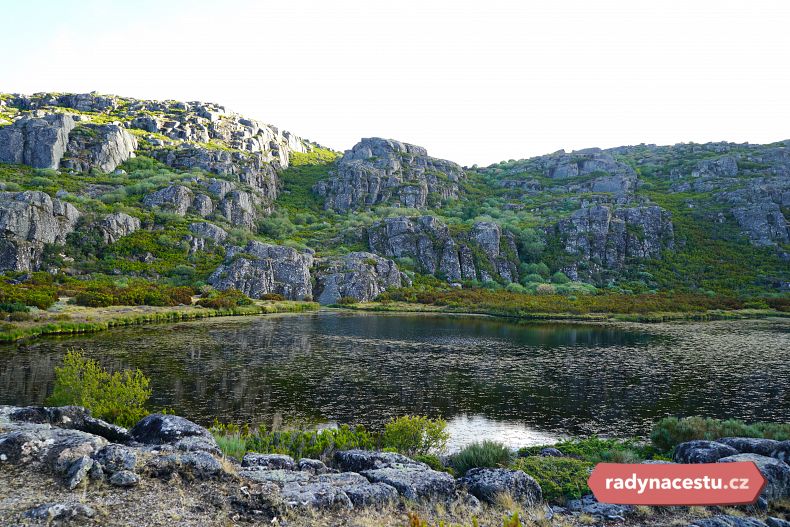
[718,453,790,501]
[673,440,740,464]
[299,458,331,474]
[460,468,542,507]
[93,444,137,473]
[360,464,456,501]
[539,447,564,457]
[25,502,95,522]
[65,455,94,489]
[334,449,424,473]
[566,493,633,521]
[689,515,769,527]
[242,453,296,470]
[109,469,140,487]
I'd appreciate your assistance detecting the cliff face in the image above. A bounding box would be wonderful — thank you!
[0,191,80,271]
[555,204,675,281]
[314,138,464,212]
[368,216,520,284]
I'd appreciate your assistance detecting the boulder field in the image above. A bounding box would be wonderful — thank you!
[1,406,789,526]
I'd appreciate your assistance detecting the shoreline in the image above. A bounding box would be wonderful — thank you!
[0,297,786,344]
[0,300,319,343]
[335,301,790,323]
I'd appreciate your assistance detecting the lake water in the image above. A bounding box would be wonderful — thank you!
[1,312,788,451]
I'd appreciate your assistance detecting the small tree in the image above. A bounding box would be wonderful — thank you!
[47,350,151,427]
[380,415,449,457]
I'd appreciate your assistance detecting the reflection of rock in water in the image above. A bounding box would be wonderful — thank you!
[0,315,788,441]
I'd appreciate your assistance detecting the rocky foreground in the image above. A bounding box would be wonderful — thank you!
[1,406,789,526]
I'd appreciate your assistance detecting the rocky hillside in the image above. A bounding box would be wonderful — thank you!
[0,91,787,307]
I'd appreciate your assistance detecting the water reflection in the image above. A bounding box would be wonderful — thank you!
[0,312,788,446]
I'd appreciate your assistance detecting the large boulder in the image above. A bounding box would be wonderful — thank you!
[689,515,771,527]
[314,137,465,212]
[0,113,75,169]
[142,185,195,216]
[98,212,140,244]
[368,216,519,283]
[360,464,456,501]
[313,251,404,305]
[129,414,219,454]
[717,438,783,458]
[0,190,80,271]
[673,440,740,464]
[333,450,424,473]
[60,123,137,173]
[460,468,542,507]
[718,453,790,502]
[208,241,314,300]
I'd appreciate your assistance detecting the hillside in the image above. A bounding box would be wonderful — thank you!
[0,91,787,319]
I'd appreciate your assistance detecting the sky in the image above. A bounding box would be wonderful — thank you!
[2,0,789,166]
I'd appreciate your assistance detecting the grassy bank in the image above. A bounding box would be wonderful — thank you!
[341,299,788,323]
[0,299,318,342]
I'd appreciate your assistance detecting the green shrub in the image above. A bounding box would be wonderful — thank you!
[211,423,375,461]
[381,415,449,457]
[47,350,151,427]
[512,456,593,502]
[0,301,29,313]
[337,296,358,305]
[196,289,253,309]
[414,454,451,474]
[519,437,650,464]
[260,293,285,301]
[651,416,790,453]
[451,440,512,476]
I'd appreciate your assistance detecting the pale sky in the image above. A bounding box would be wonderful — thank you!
[2,0,789,166]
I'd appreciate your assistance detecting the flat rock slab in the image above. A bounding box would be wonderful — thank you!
[361,465,455,501]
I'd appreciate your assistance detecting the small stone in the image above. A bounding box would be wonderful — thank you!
[109,470,140,487]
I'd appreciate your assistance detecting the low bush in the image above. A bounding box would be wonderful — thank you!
[651,416,790,453]
[381,415,449,457]
[451,440,512,476]
[260,293,285,301]
[518,437,651,464]
[196,289,253,309]
[211,423,376,461]
[46,350,151,427]
[70,282,195,308]
[512,456,593,502]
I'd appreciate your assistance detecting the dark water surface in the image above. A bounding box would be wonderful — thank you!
[1,312,788,449]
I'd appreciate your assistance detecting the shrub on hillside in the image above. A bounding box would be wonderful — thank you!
[380,415,449,457]
[196,288,254,309]
[451,440,512,476]
[47,350,151,427]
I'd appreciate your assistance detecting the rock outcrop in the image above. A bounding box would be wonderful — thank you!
[98,212,140,244]
[60,123,137,173]
[314,138,465,212]
[208,241,314,300]
[313,252,405,305]
[368,216,520,283]
[0,190,80,271]
[0,113,75,169]
[555,204,674,281]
